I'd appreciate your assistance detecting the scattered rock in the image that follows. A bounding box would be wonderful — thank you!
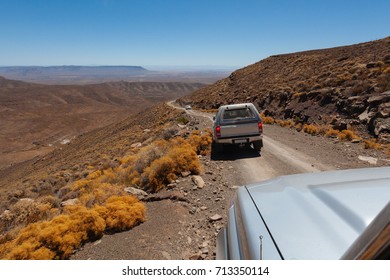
[130,142,142,148]
[93,240,102,246]
[61,198,79,207]
[209,214,222,222]
[351,138,361,144]
[358,155,378,165]
[192,175,205,189]
[201,248,209,255]
[367,91,390,105]
[19,198,34,203]
[124,187,148,198]
[181,171,191,177]
[142,137,154,145]
[373,118,390,142]
[378,102,390,118]
[188,253,203,260]
[0,210,11,220]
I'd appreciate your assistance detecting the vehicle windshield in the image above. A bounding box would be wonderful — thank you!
[222,108,255,120]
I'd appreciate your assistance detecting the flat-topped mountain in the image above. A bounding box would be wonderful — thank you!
[0,66,148,84]
[0,66,232,84]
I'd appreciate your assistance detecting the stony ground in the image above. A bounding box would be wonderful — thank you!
[71,105,390,260]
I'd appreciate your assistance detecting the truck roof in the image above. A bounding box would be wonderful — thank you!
[219,103,256,110]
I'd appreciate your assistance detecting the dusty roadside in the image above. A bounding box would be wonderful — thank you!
[72,104,390,260]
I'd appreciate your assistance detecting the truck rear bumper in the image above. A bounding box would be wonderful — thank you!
[215,135,262,145]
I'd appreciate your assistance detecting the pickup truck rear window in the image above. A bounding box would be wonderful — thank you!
[222,108,256,120]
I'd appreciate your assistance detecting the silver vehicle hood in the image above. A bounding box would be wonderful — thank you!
[245,167,390,259]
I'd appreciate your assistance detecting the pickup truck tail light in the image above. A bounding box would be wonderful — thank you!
[258,122,263,133]
[216,125,221,138]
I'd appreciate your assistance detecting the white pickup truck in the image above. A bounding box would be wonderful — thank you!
[212,103,263,152]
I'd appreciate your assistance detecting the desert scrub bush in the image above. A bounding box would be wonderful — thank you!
[0,205,106,259]
[162,126,179,140]
[0,196,145,259]
[325,128,360,141]
[186,130,212,155]
[0,199,59,234]
[116,130,209,191]
[303,124,319,135]
[260,113,275,124]
[109,142,169,187]
[78,182,124,208]
[176,116,189,125]
[294,123,303,132]
[95,196,145,232]
[348,81,372,95]
[325,128,340,138]
[132,140,169,174]
[338,130,359,141]
[363,139,383,150]
[376,73,390,92]
[275,119,294,128]
[142,141,201,192]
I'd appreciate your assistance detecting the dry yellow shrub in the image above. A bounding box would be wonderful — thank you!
[142,143,201,192]
[0,200,59,234]
[187,130,212,155]
[100,196,145,232]
[1,206,106,259]
[325,128,339,138]
[72,178,92,191]
[325,128,360,141]
[276,119,294,128]
[303,124,319,135]
[260,113,275,124]
[101,168,117,183]
[119,155,136,166]
[78,182,124,207]
[339,130,359,141]
[364,139,383,150]
[87,170,103,180]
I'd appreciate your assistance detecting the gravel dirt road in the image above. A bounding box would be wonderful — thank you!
[71,102,389,260]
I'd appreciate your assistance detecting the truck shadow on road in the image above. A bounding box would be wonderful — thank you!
[211,145,261,161]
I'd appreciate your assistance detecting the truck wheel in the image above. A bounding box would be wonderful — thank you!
[253,140,262,152]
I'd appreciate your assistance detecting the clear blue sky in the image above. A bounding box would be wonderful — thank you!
[1,0,389,69]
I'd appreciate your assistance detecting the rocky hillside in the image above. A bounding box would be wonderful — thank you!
[180,37,390,142]
[0,77,204,169]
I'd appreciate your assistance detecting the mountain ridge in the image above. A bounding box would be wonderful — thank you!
[0,77,205,169]
[180,36,390,142]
